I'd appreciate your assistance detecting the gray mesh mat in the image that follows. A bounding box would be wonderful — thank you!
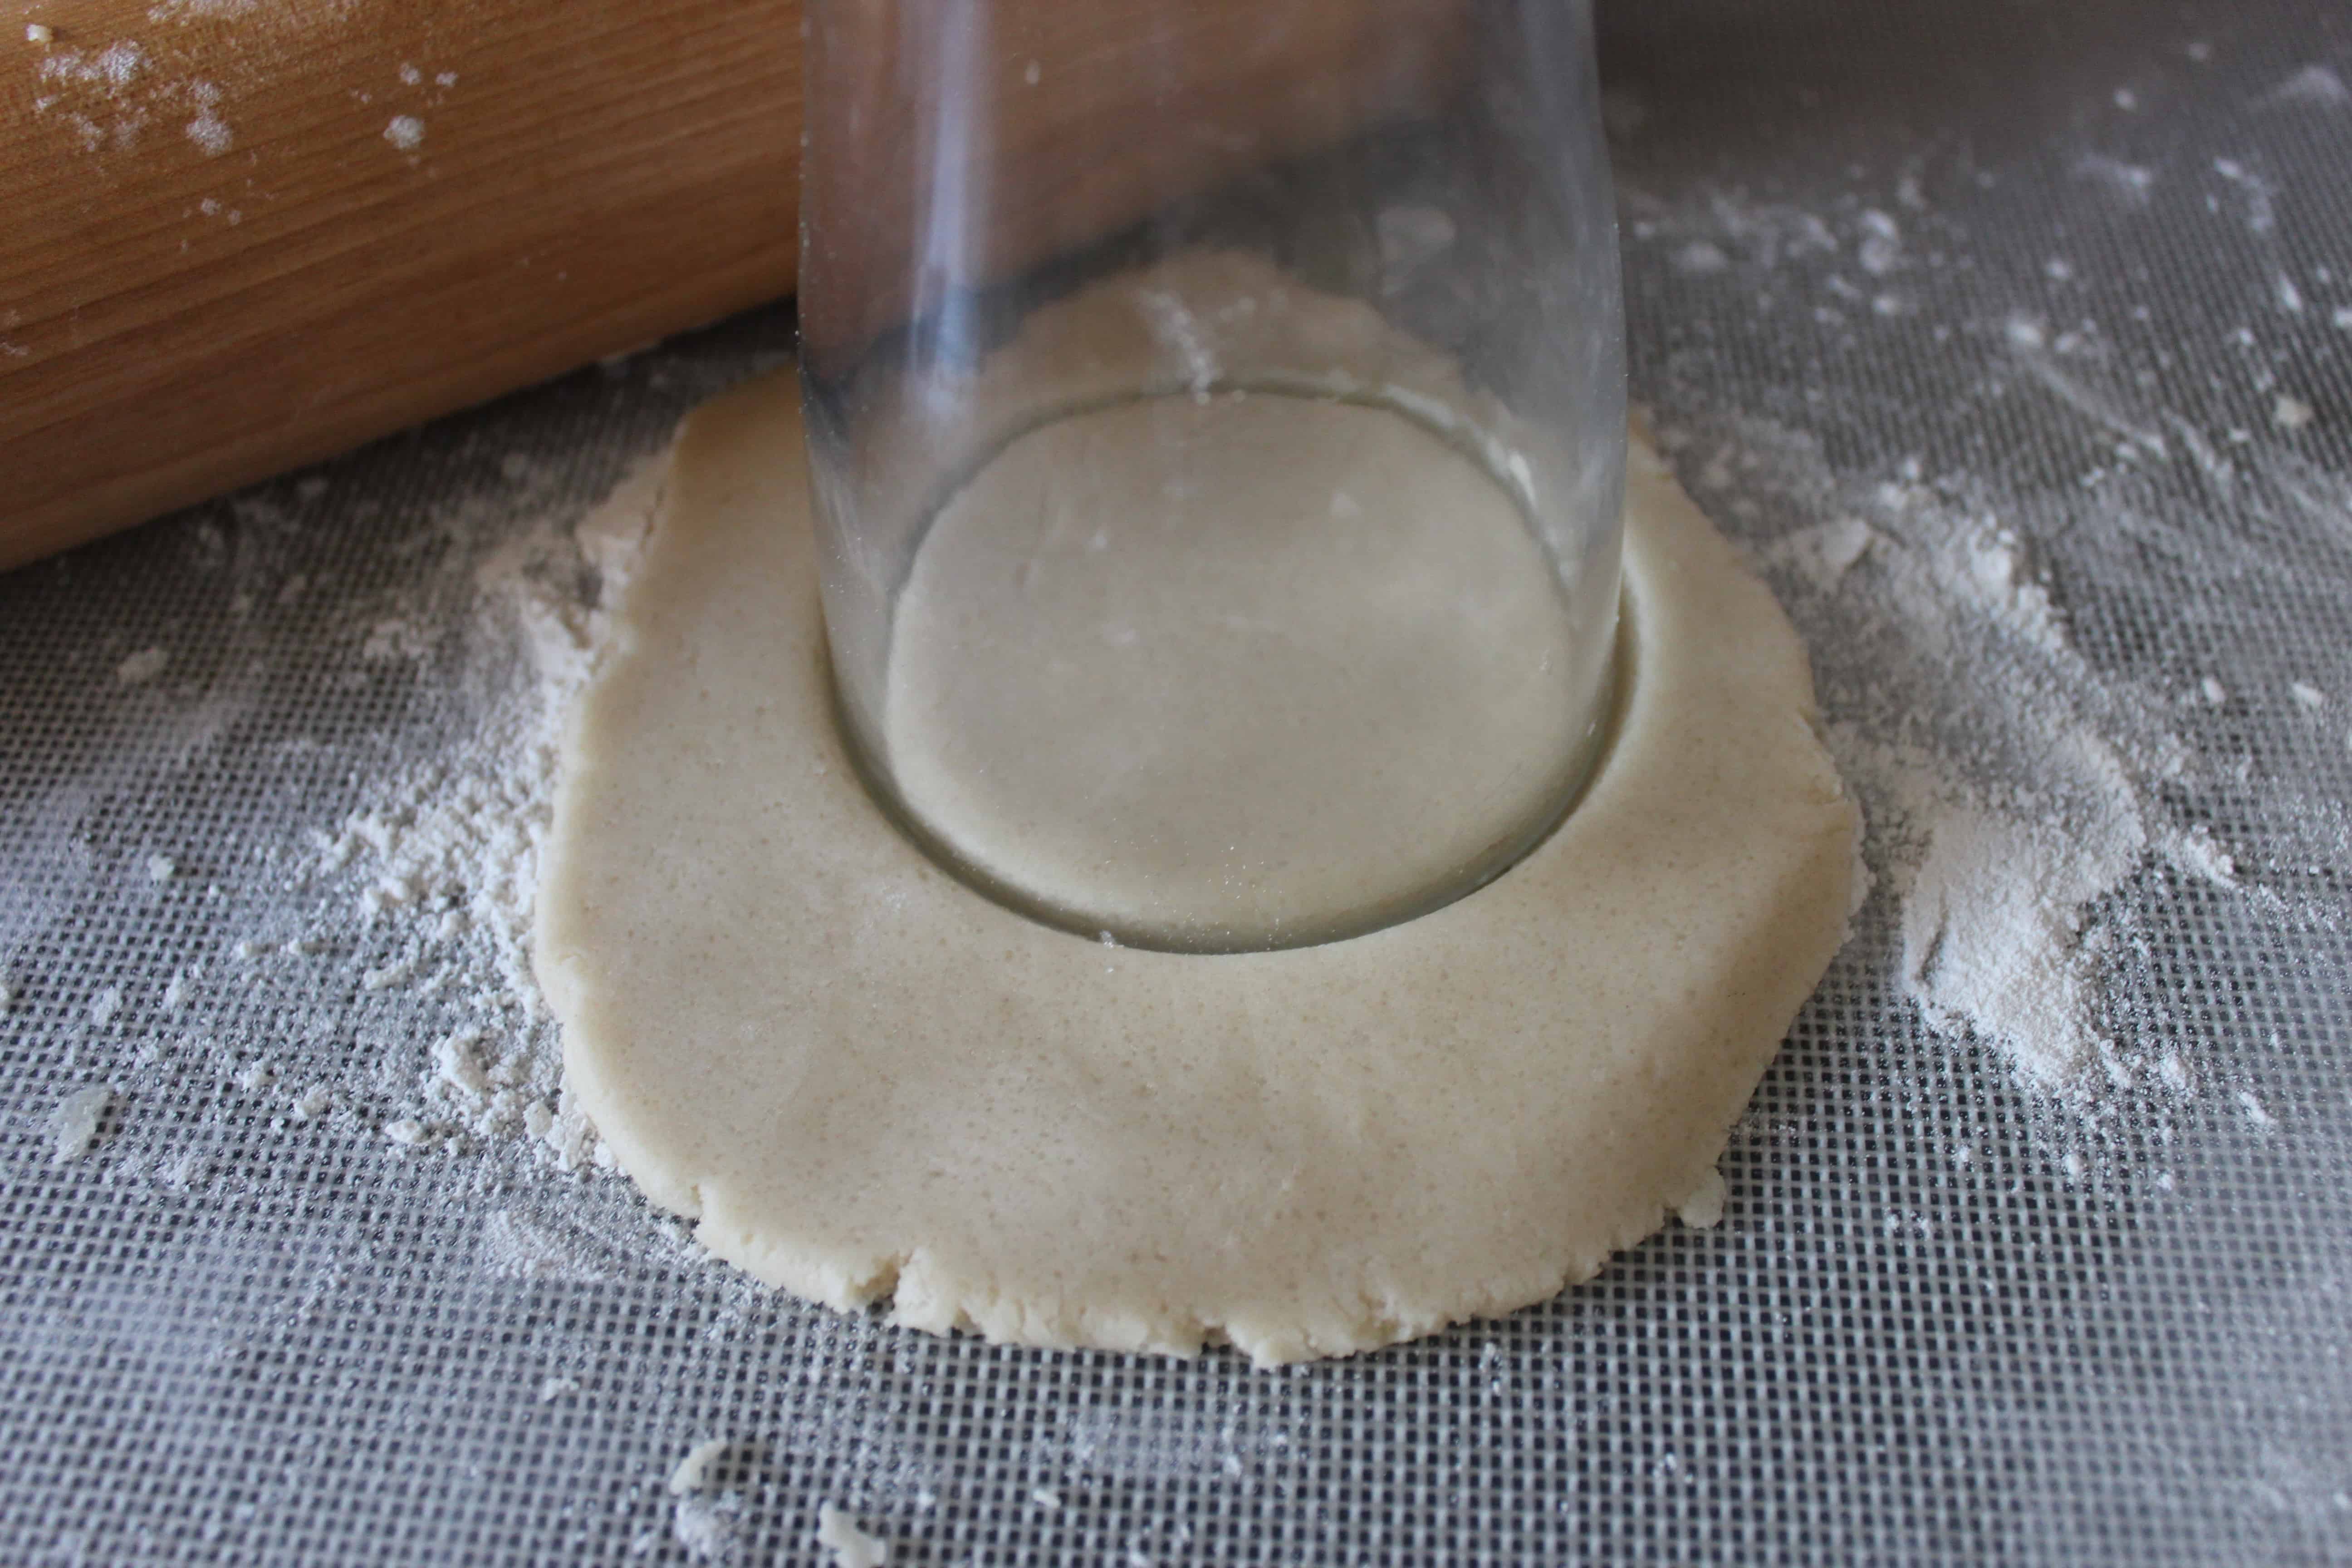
[7,1,2352,1562]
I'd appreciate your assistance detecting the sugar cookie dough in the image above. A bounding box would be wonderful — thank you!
[884,390,1595,951]
[535,364,1857,1365]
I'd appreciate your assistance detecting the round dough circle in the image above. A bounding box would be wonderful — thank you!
[536,376,1858,1366]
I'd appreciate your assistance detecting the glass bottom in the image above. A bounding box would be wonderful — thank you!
[858,388,1615,952]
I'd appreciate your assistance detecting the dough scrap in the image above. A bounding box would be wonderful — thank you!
[535,377,1857,1366]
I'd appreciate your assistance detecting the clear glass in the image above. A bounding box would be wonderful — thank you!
[801,0,1626,953]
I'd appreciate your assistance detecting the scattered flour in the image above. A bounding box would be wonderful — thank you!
[2170,825,2237,887]
[432,1028,490,1098]
[816,1504,890,1568]
[671,1493,743,1562]
[1661,398,2327,1112]
[39,40,147,91]
[28,0,367,170]
[479,1207,605,1283]
[382,113,423,150]
[1855,209,1903,276]
[2211,158,2279,236]
[50,1086,114,1163]
[662,1437,750,1561]
[2260,64,2352,112]
[1897,794,2140,1088]
[115,647,170,685]
[1672,240,1730,276]
[184,98,232,157]
[1615,114,2352,1140]
[2074,153,2157,205]
[667,1436,736,1496]
[28,34,239,158]
[1769,515,1877,593]
[291,455,666,1166]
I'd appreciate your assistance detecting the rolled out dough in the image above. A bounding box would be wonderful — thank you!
[883,390,1597,951]
[535,377,1858,1366]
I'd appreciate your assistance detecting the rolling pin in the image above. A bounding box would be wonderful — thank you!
[0,0,1459,571]
[2,0,801,570]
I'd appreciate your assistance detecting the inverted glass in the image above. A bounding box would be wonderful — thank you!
[800,0,1626,952]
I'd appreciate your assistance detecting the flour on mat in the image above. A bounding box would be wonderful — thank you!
[1665,404,2344,1111]
[671,1492,744,1563]
[816,1505,891,1568]
[663,1436,750,1562]
[50,1085,114,1163]
[296,456,666,1167]
[668,1437,738,1496]
[479,1207,608,1284]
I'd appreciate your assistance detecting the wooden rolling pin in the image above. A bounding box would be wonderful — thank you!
[1,0,801,570]
[0,0,1459,570]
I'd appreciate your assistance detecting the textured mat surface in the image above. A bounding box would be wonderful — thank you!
[5,2,2349,1562]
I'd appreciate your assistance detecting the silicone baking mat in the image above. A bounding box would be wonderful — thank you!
[5,2,2348,1561]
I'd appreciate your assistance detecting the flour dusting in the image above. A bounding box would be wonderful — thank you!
[816,1504,891,1568]
[1649,374,2348,1119]
[668,1437,738,1496]
[1619,110,2351,1129]
[49,1085,115,1163]
[289,456,665,1166]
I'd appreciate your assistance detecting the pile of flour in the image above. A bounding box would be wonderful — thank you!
[1606,76,2352,1126]
[1725,415,2194,1095]
[290,456,667,1167]
[1659,402,2343,1117]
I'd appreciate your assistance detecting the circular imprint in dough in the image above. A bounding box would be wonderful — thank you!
[535,376,1859,1367]
[881,390,1598,953]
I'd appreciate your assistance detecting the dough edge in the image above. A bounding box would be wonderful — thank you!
[534,373,1860,1367]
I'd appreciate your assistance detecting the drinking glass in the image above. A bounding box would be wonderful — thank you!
[800,0,1625,953]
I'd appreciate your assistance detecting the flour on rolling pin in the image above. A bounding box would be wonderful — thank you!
[2,0,799,569]
[5,0,1446,571]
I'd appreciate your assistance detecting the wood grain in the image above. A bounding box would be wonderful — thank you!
[0,0,1460,570]
[0,0,803,569]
